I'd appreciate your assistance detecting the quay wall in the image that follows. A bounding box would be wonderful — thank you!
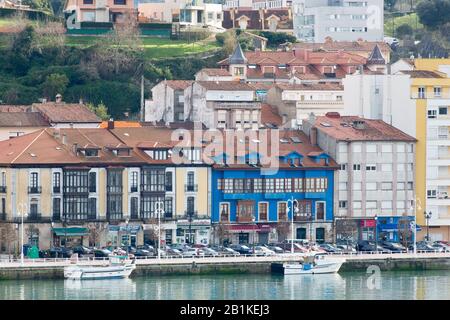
[2,257,450,280]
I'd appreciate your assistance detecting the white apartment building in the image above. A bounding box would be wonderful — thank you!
[292,0,384,43]
[302,113,417,242]
[342,71,416,137]
[266,83,344,128]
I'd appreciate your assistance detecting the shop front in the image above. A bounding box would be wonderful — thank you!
[143,221,177,247]
[52,227,89,247]
[175,219,211,245]
[222,224,277,245]
[108,225,143,247]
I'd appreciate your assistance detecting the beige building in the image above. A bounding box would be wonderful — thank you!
[64,0,136,23]
[0,123,211,253]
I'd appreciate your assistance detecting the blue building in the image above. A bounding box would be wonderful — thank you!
[210,130,338,245]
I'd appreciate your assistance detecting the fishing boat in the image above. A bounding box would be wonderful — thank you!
[272,253,345,275]
[64,255,136,280]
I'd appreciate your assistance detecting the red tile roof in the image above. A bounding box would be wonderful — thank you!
[311,115,417,142]
[196,81,255,91]
[260,104,282,127]
[33,103,101,123]
[198,68,231,77]
[0,112,48,127]
[274,83,344,91]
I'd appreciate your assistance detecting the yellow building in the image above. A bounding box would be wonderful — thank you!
[400,59,450,241]
[0,124,211,253]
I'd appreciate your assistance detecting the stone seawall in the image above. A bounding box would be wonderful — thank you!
[1,257,450,280]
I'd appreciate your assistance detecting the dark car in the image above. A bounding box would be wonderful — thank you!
[356,241,390,253]
[380,241,407,253]
[265,244,285,254]
[72,246,93,256]
[319,243,342,253]
[45,247,73,258]
[134,249,153,258]
[93,248,112,258]
[229,244,252,255]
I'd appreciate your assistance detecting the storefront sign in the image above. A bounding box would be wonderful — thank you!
[360,219,376,228]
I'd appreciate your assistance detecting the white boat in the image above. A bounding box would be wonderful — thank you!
[277,254,345,275]
[64,256,136,280]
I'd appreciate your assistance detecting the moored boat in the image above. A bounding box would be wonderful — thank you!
[64,255,136,280]
[272,254,345,275]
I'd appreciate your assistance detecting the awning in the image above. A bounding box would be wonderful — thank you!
[53,227,88,237]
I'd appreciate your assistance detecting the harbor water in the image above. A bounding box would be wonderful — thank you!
[1,271,450,300]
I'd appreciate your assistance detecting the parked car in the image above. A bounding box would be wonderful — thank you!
[433,241,450,252]
[165,248,183,257]
[134,249,153,258]
[431,243,447,252]
[211,246,240,256]
[265,244,285,254]
[71,246,93,257]
[182,248,204,257]
[277,242,308,253]
[250,246,275,256]
[319,243,342,253]
[336,244,357,253]
[380,241,407,253]
[229,244,252,255]
[112,247,127,256]
[45,247,74,258]
[201,248,219,257]
[93,248,113,258]
[356,241,391,253]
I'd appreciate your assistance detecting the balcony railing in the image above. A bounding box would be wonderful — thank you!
[184,210,198,219]
[185,184,198,192]
[53,186,61,193]
[236,215,254,223]
[52,213,61,221]
[220,214,229,222]
[294,214,313,222]
[108,213,123,221]
[28,186,42,194]
[0,186,6,193]
[130,186,138,193]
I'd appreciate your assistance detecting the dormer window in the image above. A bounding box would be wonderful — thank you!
[85,149,99,157]
[147,149,168,160]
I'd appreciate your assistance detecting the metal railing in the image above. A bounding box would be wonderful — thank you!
[28,186,42,194]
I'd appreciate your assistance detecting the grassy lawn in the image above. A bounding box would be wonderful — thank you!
[384,13,424,37]
[65,35,220,59]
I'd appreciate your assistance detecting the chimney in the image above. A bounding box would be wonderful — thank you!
[107,118,114,130]
[62,133,67,145]
[353,120,366,130]
[55,94,62,103]
[281,113,287,124]
[72,143,78,155]
[324,36,333,44]
[310,127,318,146]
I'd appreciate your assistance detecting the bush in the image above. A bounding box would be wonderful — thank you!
[396,24,414,38]
[253,31,297,48]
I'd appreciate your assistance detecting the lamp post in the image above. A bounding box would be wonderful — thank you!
[18,203,27,266]
[374,214,378,254]
[188,212,194,245]
[252,217,256,257]
[50,222,54,248]
[409,199,417,255]
[155,201,164,260]
[125,218,129,255]
[287,197,299,254]
[424,211,432,242]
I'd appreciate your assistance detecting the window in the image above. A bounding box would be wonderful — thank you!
[366,144,377,153]
[141,169,165,192]
[30,172,38,188]
[434,87,442,97]
[52,198,61,220]
[338,144,348,153]
[29,198,38,216]
[352,144,362,152]
[397,182,405,190]
[427,189,437,198]
[165,172,173,192]
[353,164,361,171]
[275,179,284,193]
[366,201,377,209]
[258,202,268,221]
[396,144,405,153]
[381,144,392,153]
[114,0,126,4]
[277,202,287,221]
[130,197,139,219]
[131,171,138,192]
[397,164,404,171]
[186,197,195,215]
[353,201,362,209]
[83,0,93,3]
[381,201,392,209]
[353,182,362,190]
[187,171,195,190]
[381,164,392,172]
[339,182,348,190]
[254,179,263,192]
[265,179,274,193]
[293,178,303,192]
[366,182,377,190]
[234,67,244,76]
[439,107,448,115]
[89,172,96,193]
[88,198,96,218]
[397,201,405,209]
[165,230,172,245]
[338,201,347,209]
[407,182,413,190]
[366,164,376,171]
[53,172,60,193]
[418,87,425,98]
[339,164,347,170]
[220,203,230,222]
[165,197,173,218]
[428,110,437,119]
[381,182,392,190]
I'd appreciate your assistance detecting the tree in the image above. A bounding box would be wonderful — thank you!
[87,222,107,247]
[215,223,231,246]
[0,223,17,258]
[417,0,450,30]
[41,73,69,100]
[397,216,412,248]
[25,224,40,248]
[87,102,110,120]
[396,23,414,38]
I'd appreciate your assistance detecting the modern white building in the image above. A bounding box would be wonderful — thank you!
[302,113,417,242]
[292,0,384,43]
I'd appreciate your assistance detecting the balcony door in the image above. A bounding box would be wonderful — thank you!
[316,202,325,220]
[237,200,254,223]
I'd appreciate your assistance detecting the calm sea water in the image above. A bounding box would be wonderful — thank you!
[0,271,450,300]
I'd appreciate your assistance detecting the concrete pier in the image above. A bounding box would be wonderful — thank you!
[1,253,450,280]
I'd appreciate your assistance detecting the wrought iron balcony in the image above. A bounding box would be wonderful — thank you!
[53,186,61,193]
[184,184,198,192]
[108,213,123,222]
[294,214,313,222]
[28,186,42,194]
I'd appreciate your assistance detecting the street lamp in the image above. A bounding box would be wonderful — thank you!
[424,211,432,242]
[188,211,194,245]
[18,203,27,266]
[252,217,256,257]
[374,214,378,254]
[125,218,129,255]
[155,201,164,260]
[50,222,54,249]
[287,197,299,254]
